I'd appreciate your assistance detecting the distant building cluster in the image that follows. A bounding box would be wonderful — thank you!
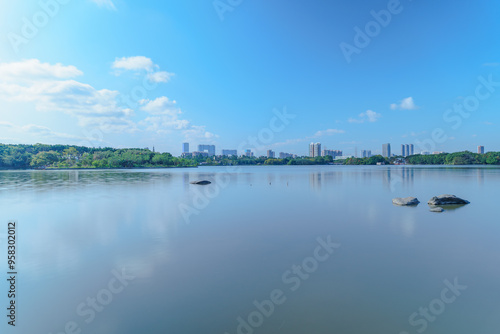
[244,149,254,157]
[179,141,486,160]
[222,149,237,156]
[279,152,296,159]
[181,143,216,158]
[322,149,343,159]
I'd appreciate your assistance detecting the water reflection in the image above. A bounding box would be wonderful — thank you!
[1,166,499,334]
[383,166,414,191]
[0,170,177,192]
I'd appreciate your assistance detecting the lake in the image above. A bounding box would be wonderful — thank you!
[0,165,499,334]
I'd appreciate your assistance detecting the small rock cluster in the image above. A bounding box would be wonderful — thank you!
[392,194,470,213]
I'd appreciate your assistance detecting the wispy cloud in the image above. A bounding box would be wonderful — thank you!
[390,97,418,110]
[270,128,345,150]
[313,129,345,137]
[0,59,82,80]
[90,0,116,10]
[147,72,174,83]
[139,97,216,141]
[402,130,427,138]
[113,56,154,71]
[112,56,174,83]
[0,59,136,133]
[348,110,381,123]
[0,121,15,128]
[1,122,91,143]
[483,62,499,67]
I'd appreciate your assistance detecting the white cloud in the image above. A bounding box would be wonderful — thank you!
[139,97,180,116]
[138,97,216,141]
[113,56,154,72]
[3,122,89,143]
[313,129,345,137]
[0,59,82,81]
[90,0,116,10]
[182,125,217,142]
[270,128,345,151]
[348,110,381,123]
[147,71,174,83]
[0,121,14,128]
[0,59,136,133]
[21,124,83,140]
[390,97,418,110]
[112,56,174,83]
[0,59,214,148]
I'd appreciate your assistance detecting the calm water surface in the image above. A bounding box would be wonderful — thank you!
[0,165,499,334]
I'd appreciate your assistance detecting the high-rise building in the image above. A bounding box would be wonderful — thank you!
[361,150,372,158]
[222,149,237,156]
[322,149,342,158]
[182,142,189,153]
[279,152,294,159]
[244,149,254,157]
[309,142,321,157]
[198,144,215,156]
[478,146,485,154]
[401,144,414,157]
[267,150,275,158]
[382,143,391,158]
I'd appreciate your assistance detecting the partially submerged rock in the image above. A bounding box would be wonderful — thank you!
[428,195,469,206]
[190,180,211,185]
[430,207,444,213]
[392,197,420,206]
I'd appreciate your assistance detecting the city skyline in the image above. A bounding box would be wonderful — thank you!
[179,140,487,158]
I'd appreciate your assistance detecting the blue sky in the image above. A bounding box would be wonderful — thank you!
[0,0,499,156]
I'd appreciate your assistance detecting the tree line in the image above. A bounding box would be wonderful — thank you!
[0,144,195,169]
[405,151,500,165]
[1,144,499,169]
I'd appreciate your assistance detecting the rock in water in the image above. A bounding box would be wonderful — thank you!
[392,197,420,206]
[430,207,444,213]
[190,180,211,185]
[428,195,469,205]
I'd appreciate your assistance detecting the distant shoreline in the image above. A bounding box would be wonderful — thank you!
[1,164,499,171]
[0,166,198,171]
